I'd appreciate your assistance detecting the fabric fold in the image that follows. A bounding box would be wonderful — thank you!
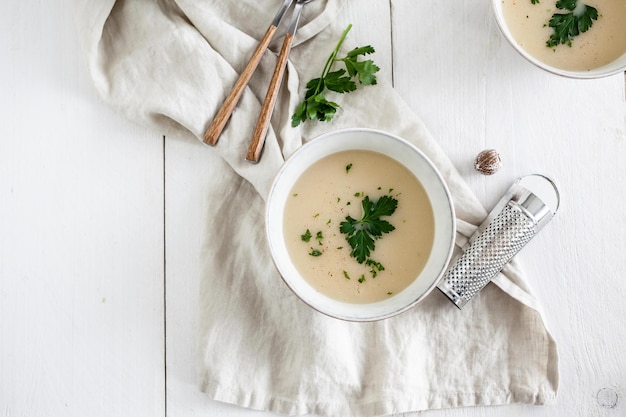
[71,1,558,416]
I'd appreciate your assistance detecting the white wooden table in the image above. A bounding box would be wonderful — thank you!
[1,1,624,416]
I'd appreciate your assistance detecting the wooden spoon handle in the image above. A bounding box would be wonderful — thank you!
[203,25,278,146]
[246,32,294,163]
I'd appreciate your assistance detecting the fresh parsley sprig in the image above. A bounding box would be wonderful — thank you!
[339,195,397,264]
[291,24,380,127]
[546,0,598,47]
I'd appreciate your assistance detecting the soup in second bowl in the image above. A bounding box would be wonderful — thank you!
[501,0,626,72]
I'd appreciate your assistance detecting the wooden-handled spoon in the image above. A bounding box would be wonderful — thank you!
[245,0,315,163]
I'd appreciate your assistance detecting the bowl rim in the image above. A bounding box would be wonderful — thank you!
[265,128,457,321]
[490,0,626,79]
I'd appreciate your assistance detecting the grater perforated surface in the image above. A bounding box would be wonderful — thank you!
[439,202,536,307]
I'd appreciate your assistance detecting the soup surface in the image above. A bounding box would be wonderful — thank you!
[283,150,434,304]
[502,0,626,71]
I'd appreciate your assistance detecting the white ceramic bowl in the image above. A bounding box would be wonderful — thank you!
[491,0,626,78]
[266,128,456,321]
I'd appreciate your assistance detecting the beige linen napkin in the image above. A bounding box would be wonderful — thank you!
[72,0,558,415]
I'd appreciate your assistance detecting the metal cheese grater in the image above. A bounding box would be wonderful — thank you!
[437,174,560,309]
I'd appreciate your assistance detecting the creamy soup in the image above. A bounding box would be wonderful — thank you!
[502,0,626,71]
[283,150,435,304]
